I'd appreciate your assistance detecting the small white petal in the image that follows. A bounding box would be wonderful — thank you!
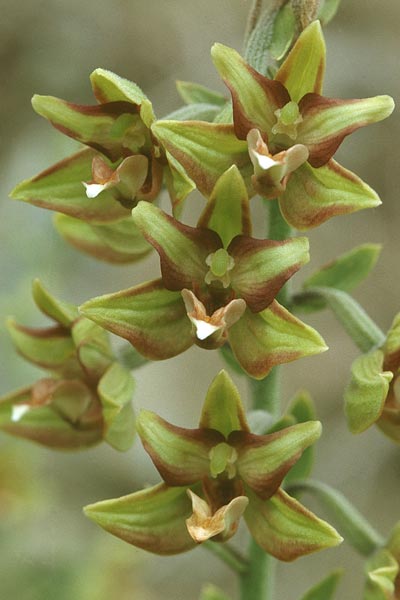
[11,404,30,422]
[190,317,221,341]
[254,152,280,171]
[82,182,109,198]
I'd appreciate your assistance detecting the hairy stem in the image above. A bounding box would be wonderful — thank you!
[244,0,264,46]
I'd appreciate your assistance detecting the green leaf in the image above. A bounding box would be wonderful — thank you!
[10,149,130,224]
[176,81,226,106]
[344,350,392,434]
[275,20,326,102]
[32,279,78,326]
[269,3,296,61]
[97,362,135,451]
[54,214,152,264]
[228,301,327,379]
[245,487,342,561]
[279,159,381,231]
[288,479,384,556]
[163,103,221,122]
[284,390,317,483]
[299,570,342,600]
[364,549,399,600]
[84,483,195,555]
[307,287,386,353]
[80,280,193,360]
[244,6,277,76]
[318,0,342,25]
[200,370,249,436]
[152,120,250,197]
[198,166,251,247]
[300,244,382,312]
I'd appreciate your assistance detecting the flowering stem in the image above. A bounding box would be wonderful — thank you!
[203,541,248,574]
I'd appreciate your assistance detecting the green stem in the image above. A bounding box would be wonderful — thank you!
[203,541,248,574]
[249,366,281,416]
[240,544,276,600]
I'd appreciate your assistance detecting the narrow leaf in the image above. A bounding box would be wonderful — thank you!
[32,279,78,326]
[300,571,342,600]
[163,103,221,122]
[318,0,342,26]
[176,81,226,106]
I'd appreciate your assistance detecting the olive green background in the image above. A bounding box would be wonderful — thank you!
[1,1,399,598]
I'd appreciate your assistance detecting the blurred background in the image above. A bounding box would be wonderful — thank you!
[1,1,399,598]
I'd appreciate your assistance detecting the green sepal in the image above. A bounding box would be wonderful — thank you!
[284,390,317,484]
[288,479,384,557]
[0,384,102,450]
[298,94,395,168]
[84,483,195,555]
[176,81,226,107]
[199,584,231,600]
[6,318,77,374]
[228,301,328,380]
[152,120,250,197]
[235,421,321,499]
[211,42,289,139]
[308,287,386,353]
[383,313,400,372]
[275,20,326,102]
[164,151,196,217]
[163,104,221,122]
[364,549,399,600]
[199,370,249,436]
[54,214,152,264]
[297,244,382,313]
[71,317,113,381]
[318,0,342,25]
[80,279,193,360]
[245,487,342,561]
[137,410,218,485]
[299,570,343,600]
[279,159,381,231]
[345,350,392,434]
[97,362,135,451]
[32,279,78,326]
[387,521,400,561]
[89,68,155,127]
[132,201,220,290]
[10,149,130,224]
[198,165,251,248]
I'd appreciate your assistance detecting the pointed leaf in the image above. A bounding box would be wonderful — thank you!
[269,3,296,61]
[228,302,327,379]
[275,21,326,102]
[10,149,130,223]
[228,235,309,312]
[32,279,78,326]
[244,6,278,76]
[364,549,399,600]
[299,571,342,600]
[164,103,221,122]
[344,350,392,434]
[211,43,289,139]
[304,243,381,298]
[289,479,384,556]
[279,159,381,230]
[198,166,251,247]
[80,280,193,360]
[176,81,226,107]
[54,214,152,264]
[132,201,221,290]
[234,421,321,498]
[97,362,135,451]
[6,318,77,373]
[89,68,155,127]
[245,487,342,561]
[200,370,249,436]
[318,0,342,25]
[84,483,195,555]
[137,410,219,485]
[152,120,250,197]
[298,93,395,167]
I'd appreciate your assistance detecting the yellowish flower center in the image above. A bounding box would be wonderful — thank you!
[209,442,238,479]
[205,249,235,288]
[272,101,303,141]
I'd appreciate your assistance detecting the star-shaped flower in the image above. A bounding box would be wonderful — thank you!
[153,21,394,230]
[84,371,342,560]
[81,166,327,379]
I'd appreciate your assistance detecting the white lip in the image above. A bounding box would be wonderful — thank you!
[11,404,30,422]
[190,317,220,340]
